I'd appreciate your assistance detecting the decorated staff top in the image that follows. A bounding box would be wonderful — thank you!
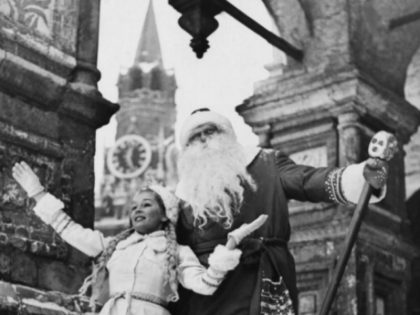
[368,131,398,161]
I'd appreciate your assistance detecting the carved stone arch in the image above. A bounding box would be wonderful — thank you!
[405,47,420,107]
[404,46,420,199]
[261,0,353,72]
[261,0,310,63]
[262,0,310,70]
[348,0,420,95]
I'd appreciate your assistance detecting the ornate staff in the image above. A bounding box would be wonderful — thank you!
[319,131,398,315]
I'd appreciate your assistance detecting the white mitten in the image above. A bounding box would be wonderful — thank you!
[363,158,389,190]
[208,245,242,272]
[12,161,44,198]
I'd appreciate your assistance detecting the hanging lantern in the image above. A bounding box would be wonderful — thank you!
[169,0,222,58]
[168,0,303,60]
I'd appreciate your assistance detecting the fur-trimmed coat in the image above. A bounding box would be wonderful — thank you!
[33,194,233,315]
[173,148,383,315]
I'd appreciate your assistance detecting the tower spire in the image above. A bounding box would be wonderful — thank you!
[134,0,162,65]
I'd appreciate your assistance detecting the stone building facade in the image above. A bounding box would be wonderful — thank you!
[237,1,420,314]
[0,0,419,314]
[95,1,177,235]
[0,0,118,314]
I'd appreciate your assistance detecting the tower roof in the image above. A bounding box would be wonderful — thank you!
[134,0,162,65]
[119,0,176,94]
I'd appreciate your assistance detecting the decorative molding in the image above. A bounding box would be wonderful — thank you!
[0,0,54,38]
[0,0,79,54]
[289,220,419,260]
[271,123,334,146]
[238,69,420,144]
[0,22,76,71]
[0,121,63,158]
[368,204,402,224]
[289,146,328,168]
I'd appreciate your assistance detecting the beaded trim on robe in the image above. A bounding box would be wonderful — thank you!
[260,276,295,315]
[325,167,350,205]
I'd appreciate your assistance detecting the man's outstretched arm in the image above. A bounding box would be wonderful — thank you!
[275,152,387,205]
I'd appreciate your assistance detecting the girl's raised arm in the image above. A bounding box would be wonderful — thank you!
[12,161,110,257]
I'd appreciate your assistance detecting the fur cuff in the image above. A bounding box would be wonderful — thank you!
[202,267,225,288]
[33,193,65,225]
[341,162,386,204]
[325,167,350,205]
[208,245,242,272]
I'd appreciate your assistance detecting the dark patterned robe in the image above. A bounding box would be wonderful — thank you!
[171,149,342,315]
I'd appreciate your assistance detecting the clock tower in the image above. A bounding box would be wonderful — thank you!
[96,0,178,234]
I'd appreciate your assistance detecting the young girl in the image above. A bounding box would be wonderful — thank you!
[12,161,242,315]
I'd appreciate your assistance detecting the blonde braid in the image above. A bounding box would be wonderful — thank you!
[96,228,134,268]
[79,228,134,298]
[164,222,179,302]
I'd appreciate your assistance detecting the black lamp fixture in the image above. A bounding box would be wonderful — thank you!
[168,0,303,61]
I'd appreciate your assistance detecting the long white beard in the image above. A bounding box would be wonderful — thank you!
[177,134,256,228]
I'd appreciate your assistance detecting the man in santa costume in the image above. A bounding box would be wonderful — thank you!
[172,108,388,315]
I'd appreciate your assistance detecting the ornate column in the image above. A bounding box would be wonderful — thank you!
[73,0,101,87]
[0,0,118,313]
[337,112,364,166]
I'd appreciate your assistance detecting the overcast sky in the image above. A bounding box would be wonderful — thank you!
[95,0,279,191]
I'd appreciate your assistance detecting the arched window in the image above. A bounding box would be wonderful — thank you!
[128,67,143,91]
[150,67,162,90]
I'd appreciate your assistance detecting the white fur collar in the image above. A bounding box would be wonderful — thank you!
[116,230,166,250]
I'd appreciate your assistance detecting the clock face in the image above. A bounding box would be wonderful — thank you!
[107,134,152,179]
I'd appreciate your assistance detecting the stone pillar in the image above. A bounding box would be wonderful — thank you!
[337,112,364,166]
[0,0,118,313]
[73,0,101,87]
[237,0,420,313]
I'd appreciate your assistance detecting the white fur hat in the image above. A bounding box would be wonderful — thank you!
[148,185,179,224]
[179,109,236,149]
